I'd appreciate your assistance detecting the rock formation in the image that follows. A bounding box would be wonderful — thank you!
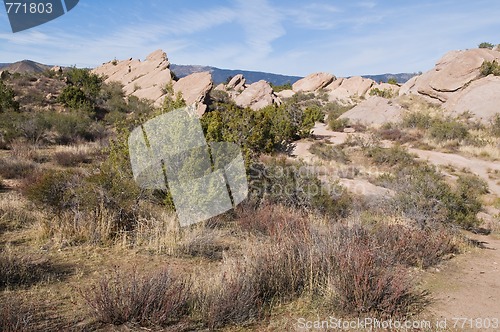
[234,80,281,110]
[339,96,402,126]
[93,49,173,106]
[172,72,213,116]
[292,72,335,92]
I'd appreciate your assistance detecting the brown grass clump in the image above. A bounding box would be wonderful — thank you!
[0,157,37,179]
[0,298,35,332]
[81,268,191,327]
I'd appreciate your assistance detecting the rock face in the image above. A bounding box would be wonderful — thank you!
[277,89,296,99]
[93,50,172,106]
[234,80,281,110]
[292,72,335,92]
[339,96,402,126]
[327,76,375,103]
[368,82,400,96]
[444,75,500,123]
[226,74,246,92]
[172,72,213,116]
[401,48,500,102]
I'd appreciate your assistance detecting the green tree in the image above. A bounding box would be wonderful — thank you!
[479,42,494,49]
[0,80,20,112]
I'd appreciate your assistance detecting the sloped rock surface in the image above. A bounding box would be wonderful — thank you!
[234,80,280,110]
[173,72,213,116]
[339,96,402,126]
[292,72,335,92]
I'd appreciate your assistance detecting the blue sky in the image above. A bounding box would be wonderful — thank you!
[1,0,499,77]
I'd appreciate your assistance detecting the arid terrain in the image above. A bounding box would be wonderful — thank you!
[1,44,500,331]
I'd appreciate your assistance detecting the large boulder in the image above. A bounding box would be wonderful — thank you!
[292,72,335,92]
[173,72,213,117]
[277,89,296,99]
[403,48,500,102]
[93,49,172,105]
[368,82,400,96]
[339,96,402,126]
[444,75,500,123]
[234,80,280,110]
[226,74,246,92]
[327,76,375,103]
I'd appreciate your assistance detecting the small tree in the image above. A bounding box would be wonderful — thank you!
[479,42,494,49]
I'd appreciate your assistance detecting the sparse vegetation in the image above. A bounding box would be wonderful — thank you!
[480,60,500,76]
[479,42,494,49]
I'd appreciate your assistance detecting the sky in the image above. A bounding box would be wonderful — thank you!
[0,0,499,77]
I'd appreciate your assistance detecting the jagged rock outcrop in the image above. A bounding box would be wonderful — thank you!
[292,72,335,92]
[93,49,172,106]
[234,80,281,110]
[444,75,500,123]
[400,48,500,102]
[338,96,402,126]
[327,76,375,103]
[226,74,246,92]
[172,72,213,116]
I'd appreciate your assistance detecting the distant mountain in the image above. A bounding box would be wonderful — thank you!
[362,72,419,84]
[0,60,51,74]
[171,64,417,86]
[170,64,303,86]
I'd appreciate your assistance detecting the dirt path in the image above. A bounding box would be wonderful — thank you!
[292,123,500,329]
[424,233,500,331]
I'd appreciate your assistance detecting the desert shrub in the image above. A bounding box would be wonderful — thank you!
[365,145,416,166]
[53,150,91,167]
[0,251,67,290]
[0,298,35,332]
[429,118,469,142]
[401,112,433,129]
[378,164,483,228]
[324,101,353,119]
[328,237,428,318]
[0,157,37,179]
[376,128,415,143]
[196,263,262,329]
[369,88,394,98]
[0,80,20,113]
[328,117,349,131]
[271,82,292,92]
[309,141,350,163]
[479,42,494,49]
[490,114,500,137]
[177,228,228,261]
[248,159,352,219]
[81,268,191,327]
[387,78,398,85]
[23,170,80,213]
[480,60,500,76]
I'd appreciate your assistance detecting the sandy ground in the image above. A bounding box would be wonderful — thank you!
[292,123,500,329]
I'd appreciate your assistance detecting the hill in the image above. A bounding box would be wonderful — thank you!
[0,60,51,74]
[170,64,303,85]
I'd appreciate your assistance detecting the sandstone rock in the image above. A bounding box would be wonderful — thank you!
[173,72,213,117]
[343,128,356,133]
[327,76,375,103]
[226,74,246,92]
[277,89,296,99]
[399,75,419,96]
[51,66,62,73]
[444,75,500,123]
[404,48,500,102]
[234,80,280,110]
[92,49,172,106]
[339,96,402,126]
[292,72,335,92]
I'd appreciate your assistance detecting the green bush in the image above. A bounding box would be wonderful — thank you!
[369,88,394,98]
[309,142,350,163]
[479,42,494,49]
[0,80,19,112]
[387,78,398,85]
[480,60,500,76]
[378,164,483,228]
[401,112,433,129]
[365,145,416,166]
[429,119,469,142]
[329,117,349,132]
